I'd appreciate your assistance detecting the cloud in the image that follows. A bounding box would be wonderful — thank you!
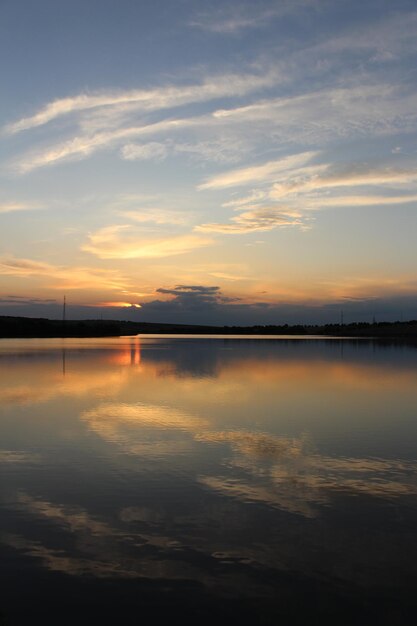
[157,285,220,296]
[196,206,303,233]
[142,284,242,316]
[0,295,57,305]
[13,112,250,173]
[6,8,417,183]
[121,138,245,165]
[120,142,169,161]
[94,301,142,309]
[196,153,417,237]
[0,256,61,276]
[0,202,41,214]
[120,208,189,225]
[101,193,191,225]
[301,193,417,208]
[10,75,417,174]
[211,84,417,147]
[5,70,277,135]
[190,1,315,34]
[174,139,247,164]
[198,151,318,190]
[0,255,128,291]
[154,284,241,306]
[14,109,254,172]
[14,117,201,173]
[136,282,417,326]
[270,163,417,199]
[207,271,251,282]
[82,225,212,259]
[171,263,253,284]
[222,190,268,208]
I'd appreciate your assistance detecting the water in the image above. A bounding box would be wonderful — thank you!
[1,336,417,625]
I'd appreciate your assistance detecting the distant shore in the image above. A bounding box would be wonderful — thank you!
[1,314,417,339]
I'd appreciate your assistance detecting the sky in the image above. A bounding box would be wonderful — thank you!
[1,0,417,325]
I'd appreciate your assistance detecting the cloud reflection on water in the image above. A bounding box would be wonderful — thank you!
[197,430,417,505]
[80,401,417,518]
[3,494,261,593]
[1,337,417,601]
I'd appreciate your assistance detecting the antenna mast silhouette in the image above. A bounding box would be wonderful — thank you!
[63,295,66,322]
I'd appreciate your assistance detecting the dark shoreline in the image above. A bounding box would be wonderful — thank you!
[1,314,417,339]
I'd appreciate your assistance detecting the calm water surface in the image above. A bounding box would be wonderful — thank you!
[1,336,417,624]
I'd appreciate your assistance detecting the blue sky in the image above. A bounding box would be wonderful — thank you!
[1,0,417,324]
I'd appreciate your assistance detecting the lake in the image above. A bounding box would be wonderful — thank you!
[1,336,417,625]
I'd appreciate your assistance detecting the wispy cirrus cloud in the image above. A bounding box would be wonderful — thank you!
[13,112,253,173]
[189,0,316,34]
[9,79,417,174]
[301,193,417,208]
[5,70,278,135]
[270,163,417,199]
[196,151,417,236]
[199,151,319,190]
[14,117,202,173]
[120,142,169,162]
[212,84,417,146]
[6,67,280,173]
[121,139,246,165]
[5,5,417,183]
[196,206,303,234]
